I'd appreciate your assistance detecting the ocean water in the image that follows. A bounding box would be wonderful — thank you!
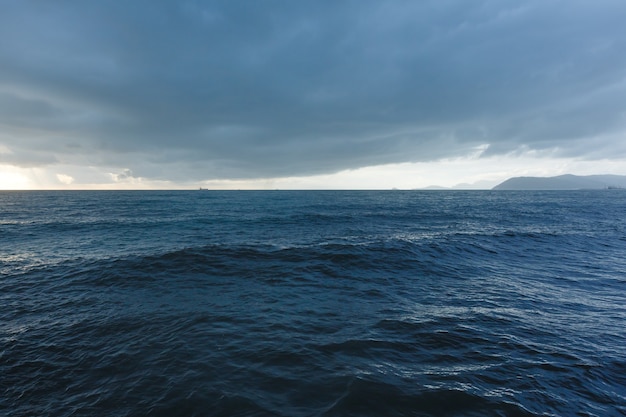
[1,190,625,417]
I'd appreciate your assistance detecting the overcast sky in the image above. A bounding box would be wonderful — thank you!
[1,0,625,189]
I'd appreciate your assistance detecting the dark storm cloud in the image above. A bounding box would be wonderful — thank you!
[1,0,625,179]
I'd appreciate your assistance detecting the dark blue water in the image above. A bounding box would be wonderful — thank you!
[1,190,625,416]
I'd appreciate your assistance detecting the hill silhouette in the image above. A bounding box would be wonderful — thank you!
[493,174,626,190]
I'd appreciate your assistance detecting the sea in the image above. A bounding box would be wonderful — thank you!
[1,190,625,417]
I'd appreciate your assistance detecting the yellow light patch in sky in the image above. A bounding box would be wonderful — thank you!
[0,166,32,190]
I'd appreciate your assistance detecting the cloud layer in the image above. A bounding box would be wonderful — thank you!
[1,1,625,181]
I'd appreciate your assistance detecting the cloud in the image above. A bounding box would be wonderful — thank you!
[110,169,138,183]
[0,0,625,182]
[56,173,74,185]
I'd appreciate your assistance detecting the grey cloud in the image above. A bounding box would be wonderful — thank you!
[1,0,625,179]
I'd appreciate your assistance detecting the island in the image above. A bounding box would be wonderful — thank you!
[492,174,626,190]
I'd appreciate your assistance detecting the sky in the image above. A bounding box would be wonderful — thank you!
[1,0,625,190]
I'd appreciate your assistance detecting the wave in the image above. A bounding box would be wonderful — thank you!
[322,378,538,417]
[3,191,626,416]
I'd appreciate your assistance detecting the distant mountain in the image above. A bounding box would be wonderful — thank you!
[452,180,498,190]
[419,185,449,190]
[493,174,626,190]
[418,180,498,190]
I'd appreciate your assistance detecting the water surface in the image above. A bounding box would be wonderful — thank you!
[1,190,625,416]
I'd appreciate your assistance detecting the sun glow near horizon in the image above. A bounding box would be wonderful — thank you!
[0,166,34,190]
